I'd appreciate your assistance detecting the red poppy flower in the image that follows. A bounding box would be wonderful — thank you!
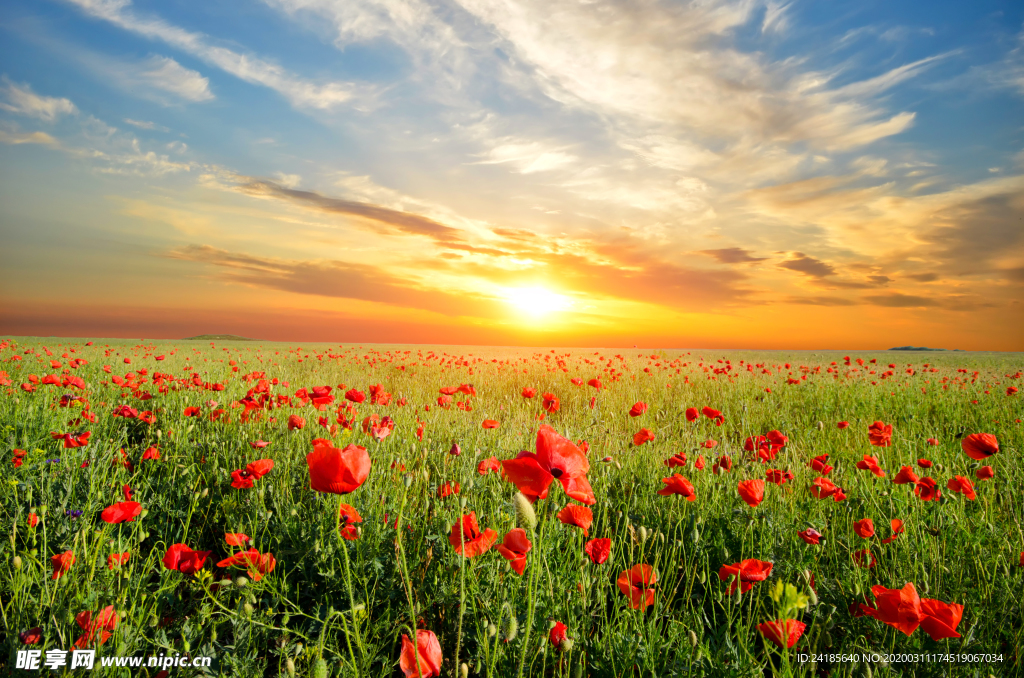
[482,419,500,429]
[863,582,924,635]
[306,442,371,495]
[27,513,39,528]
[225,533,250,546]
[338,503,362,540]
[249,440,270,449]
[701,407,724,425]
[926,438,939,446]
[701,440,718,449]
[448,512,497,558]
[868,421,893,447]
[880,519,904,544]
[853,518,874,539]
[633,428,655,446]
[737,479,765,508]
[837,421,850,428]
[856,455,885,477]
[853,549,876,569]
[757,619,806,649]
[694,455,706,470]
[52,431,91,448]
[246,459,274,478]
[549,621,568,647]
[399,630,443,678]
[501,425,595,505]
[657,474,696,500]
[344,388,366,403]
[809,454,833,475]
[810,477,844,501]
[477,456,501,475]
[917,458,933,468]
[231,469,256,489]
[19,627,43,645]
[101,501,142,524]
[437,481,460,498]
[107,552,130,570]
[685,407,699,422]
[51,550,75,579]
[617,564,657,610]
[74,605,118,649]
[914,477,941,501]
[449,443,461,457]
[919,599,964,640]
[585,537,611,564]
[712,454,732,474]
[629,401,648,417]
[961,433,998,460]
[975,465,994,480]
[765,469,794,486]
[287,415,306,431]
[946,476,976,500]
[892,466,919,485]
[495,528,531,575]
[587,378,602,389]
[718,559,772,594]
[217,548,277,581]
[797,528,822,545]
[542,393,560,412]
[557,504,593,536]
[162,544,211,575]
[521,387,537,398]
[664,453,687,468]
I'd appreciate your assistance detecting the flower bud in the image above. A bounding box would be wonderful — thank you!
[638,526,648,543]
[460,663,469,678]
[558,638,574,653]
[312,658,328,678]
[688,629,698,647]
[235,576,249,587]
[513,492,537,531]
[403,475,413,488]
[284,658,296,677]
[13,555,22,570]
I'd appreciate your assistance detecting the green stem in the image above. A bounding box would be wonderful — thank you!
[337,496,364,677]
[394,482,423,678]
[454,505,467,677]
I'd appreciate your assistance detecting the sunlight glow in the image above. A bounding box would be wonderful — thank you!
[502,286,573,317]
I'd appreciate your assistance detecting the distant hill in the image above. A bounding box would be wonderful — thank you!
[183,334,258,341]
[888,346,963,351]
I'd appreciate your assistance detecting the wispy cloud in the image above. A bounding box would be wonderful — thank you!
[64,0,365,109]
[123,118,171,132]
[0,77,78,120]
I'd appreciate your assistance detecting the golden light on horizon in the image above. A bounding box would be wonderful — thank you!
[502,286,573,318]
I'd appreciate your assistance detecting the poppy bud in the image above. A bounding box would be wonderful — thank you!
[513,492,537,531]
[236,576,249,587]
[13,555,22,570]
[573,661,584,678]
[210,626,217,643]
[808,589,818,607]
[39,505,47,516]
[423,469,430,482]
[285,658,296,677]
[312,658,328,678]
[449,443,461,456]
[733,584,742,605]
[460,663,469,678]
[201,488,209,498]
[638,526,648,543]
[558,638,574,652]
[688,629,698,647]
[691,527,700,543]
[149,615,159,627]
[487,623,497,637]
[697,570,705,585]
[501,603,518,641]
[403,475,413,488]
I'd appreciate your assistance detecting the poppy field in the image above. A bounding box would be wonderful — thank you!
[1,337,1021,677]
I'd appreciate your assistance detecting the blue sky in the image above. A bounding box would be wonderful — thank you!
[1,0,1022,348]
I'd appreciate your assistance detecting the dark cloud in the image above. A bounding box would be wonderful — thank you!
[918,193,1024,275]
[1001,266,1024,283]
[785,296,858,306]
[863,293,939,308]
[235,180,465,243]
[867,275,891,285]
[905,272,939,282]
[164,244,503,319]
[778,252,836,278]
[699,247,767,264]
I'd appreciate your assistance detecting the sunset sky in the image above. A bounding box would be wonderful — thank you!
[1,0,1022,350]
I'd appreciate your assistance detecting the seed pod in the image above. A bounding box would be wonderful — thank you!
[312,658,328,678]
[500,604,518,642]
[459,497,468,510]
[513,492,537,531]
[284,658,296,677]
[558,638,574,652]
[460,663,469,678]
[403,474,413,488]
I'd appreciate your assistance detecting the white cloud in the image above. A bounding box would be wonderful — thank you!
[473,140,577,173]
[65,0,364,110]
[0,77,78,121]
[123,118,171,132]
[136,55,213,102]
[0,129,60,145]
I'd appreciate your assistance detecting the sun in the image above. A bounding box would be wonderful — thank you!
[502,286,572,317]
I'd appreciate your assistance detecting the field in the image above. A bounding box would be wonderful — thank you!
[1,337,1021,678]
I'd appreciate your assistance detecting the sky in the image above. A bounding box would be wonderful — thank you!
[1,0,1022,350]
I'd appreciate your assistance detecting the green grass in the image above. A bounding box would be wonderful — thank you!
[1,338,1020,677]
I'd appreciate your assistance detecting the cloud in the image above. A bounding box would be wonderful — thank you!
[233,179,467,243]
[778,252,836,278]
[862,293,938,308]
[699,247,767,264]
[0,77,78,120]
[123,118,171,132]
[0,129,59,146]
[785,295,858,306]
[135,55,213,102]
[917,193,1024,276]
[64,0,364,110]
[474,140,577,174]
[163,243,503,318]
